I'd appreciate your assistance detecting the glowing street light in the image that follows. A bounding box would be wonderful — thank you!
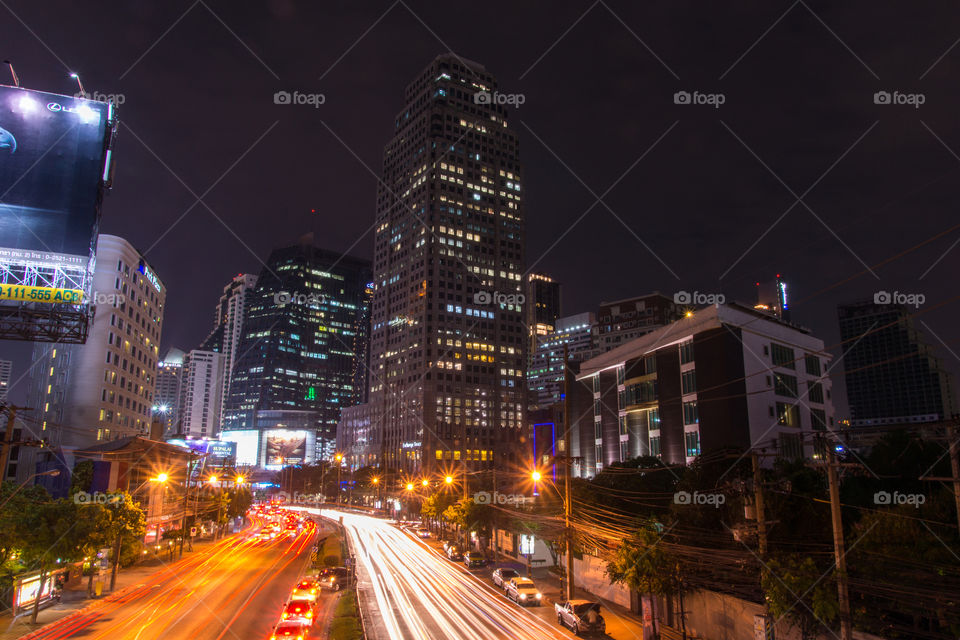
[208,475,218,484]
[531,470,542,482]
[444,475,454,485]
[372,477,380,484]
[152,473,169,483]
[421,479,429,487]
[235,476,245,485]
[405,483,414,492]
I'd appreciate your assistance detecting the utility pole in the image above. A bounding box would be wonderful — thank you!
[562,344,575,601]
[825,444,852,640]
[751,452,767,556]
[178,458,195,559]
[0,405,31,480]
[948,416,960,533]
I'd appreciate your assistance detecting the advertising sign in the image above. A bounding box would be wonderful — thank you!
[264,430,308,465]
[0,86,112,268]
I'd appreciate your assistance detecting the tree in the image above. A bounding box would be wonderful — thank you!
[762,554,839,640]
[102,492,146,591]
[226,485,253,519]
[606,520,677,596]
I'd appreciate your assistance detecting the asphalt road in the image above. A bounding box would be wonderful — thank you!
[311,508,573,640]
[23,517,321,640]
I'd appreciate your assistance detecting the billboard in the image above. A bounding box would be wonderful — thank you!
[166,438,237,464]
[0,85,116,342]
[264,430,308,465]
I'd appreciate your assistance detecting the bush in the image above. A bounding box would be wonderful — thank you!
[328,590,363,640]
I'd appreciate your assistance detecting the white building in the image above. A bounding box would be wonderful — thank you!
[28,234,166,449]
[155,348,185,436]
[576,303,834,476]
[178,349,225,438]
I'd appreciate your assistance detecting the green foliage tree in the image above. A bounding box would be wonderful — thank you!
[606,520,677,596]
[102,492,146,591]
[762,554,839,640]
[69,460,95,496]
[226,485,253,519]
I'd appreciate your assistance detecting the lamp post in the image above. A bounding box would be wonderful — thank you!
[532,468,575,599]
[209,474,224,541]
[334,453,343,505]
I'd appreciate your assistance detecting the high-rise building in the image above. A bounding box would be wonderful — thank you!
[155,348,185,435]
[577,304,833,477]
[755,274,791,321]
[366,54,526,475]
[595,293,683,352]
[178,349,226,438]
[525,273,561,368]
[838,300,955,427]
[527,312,596,408]
[200,274,258,424]
[221,237,371,467]
[0,359,11,401]
[27,234,166,449]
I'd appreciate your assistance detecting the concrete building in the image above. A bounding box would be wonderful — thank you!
[0,359,11,400]
[178,349,226,438]
[595,293,683,352]
[577,304,834,477]
[28,234,166,450]
[527,312,596,408]
[525,273,561,369]
[155,348,185,436]
[366,54,527,476]
[222,237,371,467]
[838,300,955,427]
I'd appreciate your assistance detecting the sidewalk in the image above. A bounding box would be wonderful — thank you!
[0,537,222,640]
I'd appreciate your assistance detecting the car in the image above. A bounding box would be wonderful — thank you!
[505,577,542,606]
[290,578,321,601]
[555,600,606,636]
[442,540,454,554]
[257,530,277,542]
[491,567,520,589]
[280,600,315,624]
[446,545,463,561]
[413,528,431,538]
[463,551,486,568]
[318,567,352,591]
[270,620,310,639]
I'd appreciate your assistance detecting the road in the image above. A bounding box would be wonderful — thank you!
[310,509,572,640]
[22,517,320,640]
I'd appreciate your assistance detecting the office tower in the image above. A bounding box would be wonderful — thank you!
[755,274,791,321]
[578,304,833,477]
[368,54,526,475]
[155,348,185,435]
[178,349,226,438]
[595,293,683,352]
[0,359,11,401]
[221,237,371,466]
[200,274,258,423]
[525,273,561,368]
[28,234,166,449]
[527,312,596,408]
[838,300,955,427]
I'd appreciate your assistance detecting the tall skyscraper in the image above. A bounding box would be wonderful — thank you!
[200,274,258,425]
[155,348,185,435]
[368,54,526,475]
[179,349,226,438]
[0,359,11,401]
[27,234,166,451]
[525,273,561,368]
[222,237,371,466]
[527,312,596,408]
[755,274,791,321]
[838,300,955,427]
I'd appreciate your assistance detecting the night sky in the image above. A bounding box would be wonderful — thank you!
[4,1,960,416]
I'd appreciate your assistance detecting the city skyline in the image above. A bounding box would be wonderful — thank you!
[4,3,960,420]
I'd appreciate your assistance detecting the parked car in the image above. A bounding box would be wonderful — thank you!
[463,551,486,568]
[555,600,605,636]
[491,567,520,589]
[318,567,352,591]
[504,577,542,606]
[446,545,463,561]
[442,540,455,554]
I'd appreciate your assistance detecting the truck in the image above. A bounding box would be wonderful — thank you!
[554,600,606,636]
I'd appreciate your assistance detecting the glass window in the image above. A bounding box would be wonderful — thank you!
[807,382,824,404]
[683,401,699,425]
[685,431,701,458]
[644,355,657,374]
[679,340,695,364]
[805,354,821,376]
[774,373,798,398]
[616,366,625,386]
[650,435,661,457]
[771,343,796,369]
[779,433,803,460]
[811,408,827,430]
[776,402,800,427]
[681,369,697,395]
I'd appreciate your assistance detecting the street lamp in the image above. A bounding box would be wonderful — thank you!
[405,482,414,492]
[334,454,343,505]
[153,473,169,483]
[421,478,429,488]
[445,475,454,485]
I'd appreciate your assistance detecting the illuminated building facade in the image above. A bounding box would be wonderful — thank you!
[527,312,596,408]
[368,54,526,475]
[525,273,561,370]
[222,238,371,464]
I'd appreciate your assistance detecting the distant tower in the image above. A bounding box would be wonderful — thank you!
[755,274,790,321]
